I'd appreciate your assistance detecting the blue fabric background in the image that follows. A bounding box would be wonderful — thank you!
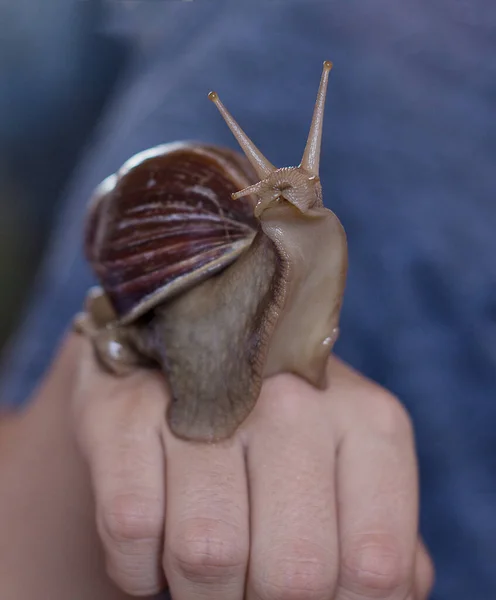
[0,2,495,598]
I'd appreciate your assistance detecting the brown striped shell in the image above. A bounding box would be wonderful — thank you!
[85,142,259,324]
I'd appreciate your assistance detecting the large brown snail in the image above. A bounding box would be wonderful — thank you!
[75,61,348,442]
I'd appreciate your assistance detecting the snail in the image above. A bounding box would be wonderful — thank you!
[75,60,348,442]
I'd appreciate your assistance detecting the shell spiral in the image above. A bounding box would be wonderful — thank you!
[85,143,259,323]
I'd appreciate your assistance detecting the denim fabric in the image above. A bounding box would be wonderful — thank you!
[0,2,495,599]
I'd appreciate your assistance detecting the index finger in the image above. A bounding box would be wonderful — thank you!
[74,339,168,596]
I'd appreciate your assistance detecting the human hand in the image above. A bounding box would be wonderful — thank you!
[73,336,434,600]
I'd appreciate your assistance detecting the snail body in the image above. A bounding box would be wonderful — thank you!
[76,61,348,442]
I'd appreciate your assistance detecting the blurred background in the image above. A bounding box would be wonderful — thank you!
[0,0,128,354]
[0,2,495,598]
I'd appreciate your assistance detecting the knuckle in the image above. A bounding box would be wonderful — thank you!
[417,543,436,598]
[166,517,247,584]
[341,533,410,597]
[367,390,414,439]
[252,542,334,600]
[106,562,162,598]
[424,554,436,590]
[259,379,313,427]
[421,559,436,598]
[100,492,163,545]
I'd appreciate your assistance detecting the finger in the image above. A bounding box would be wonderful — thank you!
[328,359,419,600]
[413,539,435,600]
[162,428,249,600]
[74,339,168,596]
[243,373,339,600]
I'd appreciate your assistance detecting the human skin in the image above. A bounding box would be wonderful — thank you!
[0,336,133,599]
[0,334,434,599]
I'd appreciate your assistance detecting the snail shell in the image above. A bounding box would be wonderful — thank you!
[85,142,259,323]
[76,61,348,442]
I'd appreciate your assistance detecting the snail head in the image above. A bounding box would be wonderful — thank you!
[208,60,332,218]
